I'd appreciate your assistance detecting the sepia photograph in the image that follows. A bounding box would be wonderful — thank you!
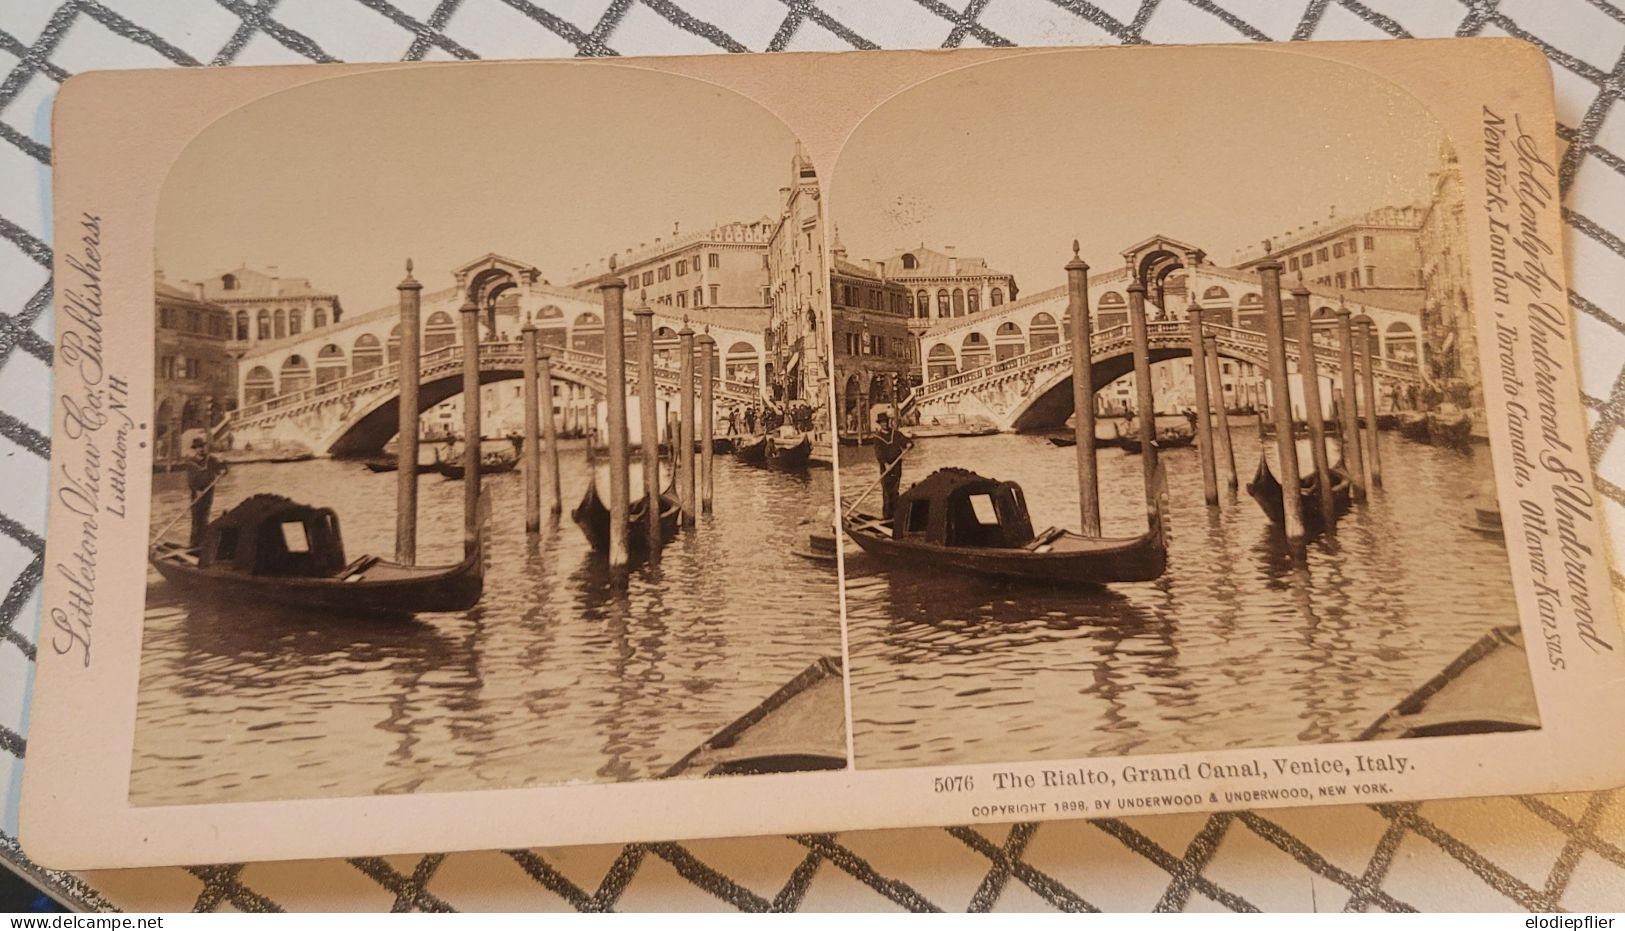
[135,63,847,805]
[25,40,1624,870]
[828,49,1536,770]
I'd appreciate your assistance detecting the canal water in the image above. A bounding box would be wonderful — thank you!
[836,423,1526,770]
[134,442,841,805]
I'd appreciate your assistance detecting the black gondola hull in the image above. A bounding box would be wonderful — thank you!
[844,514,1165,585]
[149,540,483,616]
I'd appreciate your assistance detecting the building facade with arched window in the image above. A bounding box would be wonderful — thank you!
[867,245,1018,337]
[184,265,345,362]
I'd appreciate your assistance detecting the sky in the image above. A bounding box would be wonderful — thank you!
[157,63,800,314]
[829,47,1450,291]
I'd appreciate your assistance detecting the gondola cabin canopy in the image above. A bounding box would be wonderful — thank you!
[893,468,1036,548]
[198,493,347,576]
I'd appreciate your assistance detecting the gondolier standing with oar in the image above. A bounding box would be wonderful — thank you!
[186,437,228,548]
[873,411,912,520]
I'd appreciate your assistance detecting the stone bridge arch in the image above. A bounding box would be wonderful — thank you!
[322,363,604,456]
[1004,341,1265,432]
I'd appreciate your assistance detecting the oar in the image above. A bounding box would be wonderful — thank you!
[842,450,905,520]
[149,472,224,547]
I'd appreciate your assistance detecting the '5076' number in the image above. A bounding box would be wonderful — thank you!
[933,775,975,793]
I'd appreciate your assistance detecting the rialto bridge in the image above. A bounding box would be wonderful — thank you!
[908,235,1425,432]
[223,254,771,455]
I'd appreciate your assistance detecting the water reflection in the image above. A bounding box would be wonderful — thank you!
[133,444,842,805]
[838,423,1529,769]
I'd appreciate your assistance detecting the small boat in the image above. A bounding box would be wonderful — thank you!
[1045,432,1120,449]
[843,467,1166,585]
[1119,430,1196,455]
[1245,454,1352,534]
[571,477,681,555]
[1427,410,1474,449]
[436,454,519,480]
[149,493,483,615]
[1397,412,1431,442]
[712,436,737,454]
[733,434,768,464]
[362,455,436,474]
[660,657,848,778]
[765,431,813,471]
[1358,626,1537,740]
[1376,412,1404,430]
[790,518,840,564]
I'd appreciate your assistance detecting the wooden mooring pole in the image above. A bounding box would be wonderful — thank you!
[1065,242,1100,536]
[678,320,697,528]
[1258,262,1305,551]
[1293,282,1335,527]
[539,347,561,516]
[521,324,542,533]
[395,259,421,564]
[1188,304,1219,506]
[1335,304,1368,503]
[1203,331,1237,490]
[600,260,632,575]
[698,328,716,516]
[459,297,482,554]
[1359,319,1384,489]
[1127,280,1159,522]
[634,306,662,552]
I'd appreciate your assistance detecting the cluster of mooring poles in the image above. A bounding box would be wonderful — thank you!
[1058,245,1387,563]
[1064,241,1163,535]
[1254,260,1384,557]
[581,256,719,580]
[392,258,496,566]
[388,256,721,586]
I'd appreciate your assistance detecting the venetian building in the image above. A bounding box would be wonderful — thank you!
[565,218,776,313]
[187,265,345,355]
[153,276,236,460]
[1234,204,1427,297]
[1417,145,1479,412]
[765,145,829,407]
[829,237,915,436]
[873,244,1018,336]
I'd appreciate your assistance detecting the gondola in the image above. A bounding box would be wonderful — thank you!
[1045,433,1119,449]
[1397,412,1431,442]
[842,467,1166,586]
[571,477,681,554]
[362,455,436,474]
[436,454,519,480]
[765,431,813,471]
[733,434,768,464]
[1245,454,1352,534]
[149,493,484,616]
[712,436,738,454]
[1119,431,1196,455]
[1427,411,1474,448]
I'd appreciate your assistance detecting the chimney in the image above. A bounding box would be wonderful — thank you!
[192,282,205,300]
[948,256,959,276]
[877,261,886,281]
[862,258,872,272]
[268,265,281,296]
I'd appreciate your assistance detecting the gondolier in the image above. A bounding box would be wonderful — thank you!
[186,437,228,548]
[873,412,912,520]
